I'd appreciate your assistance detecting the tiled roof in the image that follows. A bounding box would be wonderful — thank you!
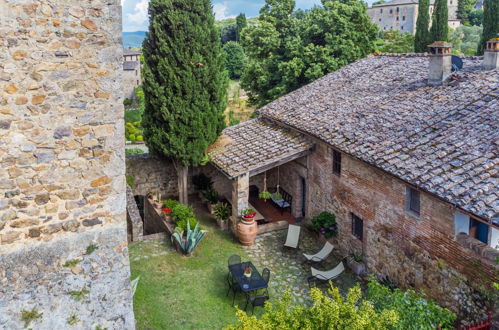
[209,118,313,179]
[123,61,138,71]
[259,54,498,221]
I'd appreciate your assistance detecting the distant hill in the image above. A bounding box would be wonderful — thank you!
[123,31,146,49]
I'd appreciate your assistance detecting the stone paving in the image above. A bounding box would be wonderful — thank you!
[243,228,359,305]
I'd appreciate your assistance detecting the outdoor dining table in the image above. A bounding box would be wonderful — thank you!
[228,261,268,293]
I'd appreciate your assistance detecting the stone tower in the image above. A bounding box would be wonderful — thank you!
[0,0,135,328]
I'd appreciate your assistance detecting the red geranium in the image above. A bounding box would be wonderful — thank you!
[162,208,172,215]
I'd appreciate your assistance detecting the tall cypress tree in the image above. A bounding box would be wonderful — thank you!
[414,0,431,52]
[235,13,247,42]
[477,0,499,55]
[142,0,228,203]
[430,0,449,42]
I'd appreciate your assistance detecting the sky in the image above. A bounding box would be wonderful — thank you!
[122,0,324,32]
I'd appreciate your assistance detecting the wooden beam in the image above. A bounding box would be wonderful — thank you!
[249,149,311,178]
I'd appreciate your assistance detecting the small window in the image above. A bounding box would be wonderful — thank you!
[406,187,420,216]
[402,15,406,20]
[352,213,364,241]
[379,18,382,21]
[401,26,404,30]
[396,16,399,21]
[332,150,342,176]
[389,9,393,14]
[396,7,399,12]
[137,80,139,85]
[380,8,383,13]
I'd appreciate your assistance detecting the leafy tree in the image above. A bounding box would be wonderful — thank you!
[430,0,449,42]
[415,0,431,52]
[373,0,387,4]
[457,0,477,25]
[367,279,456,329]
[468,9,484,26]
[477,0,499,55]
[450,25,482,55]
[221,24,237,44]
[142,0,228,203]
[235,13,247,42]
[376,30,415,53]
[241,0,378,107]
[225,285,399,329]
[224,41,246,79]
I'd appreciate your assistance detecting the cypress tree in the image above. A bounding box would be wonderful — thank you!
[414,0,431,52]
[430,0,449,42]
[477,0,499,55]
[235,13,247,42]
[142,0,228,203]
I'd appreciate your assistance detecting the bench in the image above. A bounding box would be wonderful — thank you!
[270,188,292,215]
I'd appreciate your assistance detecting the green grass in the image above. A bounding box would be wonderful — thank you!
[130,208,251,330]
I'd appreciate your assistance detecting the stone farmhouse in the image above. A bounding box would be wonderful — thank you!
[123,48,142,99]
[0,0,135,328]
[205,43,499,316]
[367,0,461,34]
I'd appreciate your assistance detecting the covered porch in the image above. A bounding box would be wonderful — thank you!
[208,118,314,231]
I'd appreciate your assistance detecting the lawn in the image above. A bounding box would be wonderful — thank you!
[129,204,251,330]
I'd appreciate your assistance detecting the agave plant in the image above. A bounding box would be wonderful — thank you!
[171,220,207,255]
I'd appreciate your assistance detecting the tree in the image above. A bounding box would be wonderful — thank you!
[457,0,477,25]
[221,24,237,44]
[142,0,228,203]
[376,30,415,53]
[450,25,482,55]
[468,9,483,26]
[224,41,246,79]
[235,13,247,42]
[241,0,378,107]
[415,0,431,52]
[225,285,399,329]
[477,0,499,55]
[430,0,449,42]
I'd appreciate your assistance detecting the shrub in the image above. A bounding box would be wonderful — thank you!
[171,203,195,222]
[366,278,456,329]
[202,187,219,204]
[176,217,200,232]
[125,148,145,156]
[136,135,143,141]
[129,134,136,142]
[214,202,231,222]
[163,199,180,209]
[192,174,213,191]
[311,212,338,238]
[123,98,133,106]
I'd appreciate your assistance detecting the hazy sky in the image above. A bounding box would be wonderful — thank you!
[122,0,325,32]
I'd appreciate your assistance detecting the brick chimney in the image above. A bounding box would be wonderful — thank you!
[427,42,452,86]
[483,38,499,70]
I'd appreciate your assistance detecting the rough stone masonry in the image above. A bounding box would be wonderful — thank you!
[0,0,135,328]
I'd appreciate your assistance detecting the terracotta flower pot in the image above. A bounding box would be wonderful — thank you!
[164,215,173,223]
[237,218,257,246]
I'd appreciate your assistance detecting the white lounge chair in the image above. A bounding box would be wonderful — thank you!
[303,242,334,263]
[284,224,301,249]
[307,261,345,287]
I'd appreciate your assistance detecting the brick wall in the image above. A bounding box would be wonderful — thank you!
[306,139,497,318]
[0,0,134,327]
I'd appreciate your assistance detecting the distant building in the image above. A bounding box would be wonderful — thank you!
[123,48,142,99]
[367,0,460,35]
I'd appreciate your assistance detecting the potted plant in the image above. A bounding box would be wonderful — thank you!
[243,266,252,278]
[272,192,283,201]
[162,199,180,222]
[202,187,219,214]
[213,202,230,231]
[259,191,271,201]
[162,208,173,223]
[237,208,258,246]
[311,212,338,239]
[348,253,367,276]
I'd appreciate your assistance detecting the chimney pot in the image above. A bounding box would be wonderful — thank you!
[427,41,452,86]
[483,38,499,70]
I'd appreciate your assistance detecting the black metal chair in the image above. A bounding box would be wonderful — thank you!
[226,255,242,305]
[260,268,270,295]
[244,294,269,314]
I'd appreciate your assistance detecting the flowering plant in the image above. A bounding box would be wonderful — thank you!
[242,208,256,219]
[162,208,172,215]
[244,267,252,276]
[311,212,338,238]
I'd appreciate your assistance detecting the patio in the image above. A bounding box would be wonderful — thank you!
[130,197,359,329]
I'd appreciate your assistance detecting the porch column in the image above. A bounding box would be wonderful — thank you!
[231,172,249,233]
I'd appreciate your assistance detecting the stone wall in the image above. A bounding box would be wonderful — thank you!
[123,66,140,99]
[126,154,179,198]
[0,0,134,327]
[126,185,143,242]
[306,139,498,320]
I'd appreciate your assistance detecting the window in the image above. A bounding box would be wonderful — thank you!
[406,187,420,216]
[396,7,399,12]
[401,26,404,30]
[389,9,393,14]
[379,18,382,22]
[332,150,342,176]
[396,16,399,21]
[352,213,364,241]
[402,15,406,20]
[137,80,139,85]
[454,212,491,245]
[380,8,383,13]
